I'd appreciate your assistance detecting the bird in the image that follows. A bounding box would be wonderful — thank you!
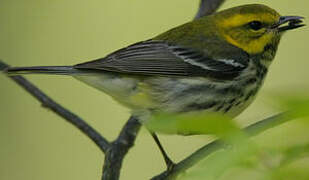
[4,4,305,170]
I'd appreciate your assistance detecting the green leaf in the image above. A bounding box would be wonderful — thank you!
[146,111,240,138]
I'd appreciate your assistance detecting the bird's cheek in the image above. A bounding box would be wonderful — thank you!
[245,34,274,54]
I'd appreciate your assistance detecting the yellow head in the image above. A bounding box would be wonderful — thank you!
[213,4,304,54]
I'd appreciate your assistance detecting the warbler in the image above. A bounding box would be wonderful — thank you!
[5,4,304,168]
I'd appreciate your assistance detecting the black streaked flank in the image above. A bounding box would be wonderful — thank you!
[215,104,224,111]
[217,86,244,96]
[224,104,233,113]
[245,89,258,101]
[182,102,217,112]
[229,98,236,104]
[177,84,215,95]
[235,101,242,106]
[243,78,257,86]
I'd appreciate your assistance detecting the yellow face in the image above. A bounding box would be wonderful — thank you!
[215,4,282,55]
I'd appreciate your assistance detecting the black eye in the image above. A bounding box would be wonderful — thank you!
[248,21,263,30]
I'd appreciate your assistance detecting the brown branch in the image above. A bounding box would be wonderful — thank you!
[102,116,141,180]
[151,113,293,180]
[0,61,110,153]
[195,0,225,19]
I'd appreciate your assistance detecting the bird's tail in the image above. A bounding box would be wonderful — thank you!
[4,66,85,75]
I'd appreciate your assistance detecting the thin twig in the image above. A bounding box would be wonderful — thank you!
[151,113,291,180]
[195,0,225,19]
[102,116,141,180]
[0,61,111,153]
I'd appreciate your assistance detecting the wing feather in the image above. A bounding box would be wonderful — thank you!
[74,40,249,80]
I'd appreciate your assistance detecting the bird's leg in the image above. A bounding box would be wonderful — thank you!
[150,132,175,171]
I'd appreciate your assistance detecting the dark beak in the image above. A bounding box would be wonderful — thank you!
[273,16,305,32]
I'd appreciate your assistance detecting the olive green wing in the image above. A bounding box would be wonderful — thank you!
[74,40,249,80]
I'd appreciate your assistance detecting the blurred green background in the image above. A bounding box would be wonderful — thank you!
[0,0,308,179]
